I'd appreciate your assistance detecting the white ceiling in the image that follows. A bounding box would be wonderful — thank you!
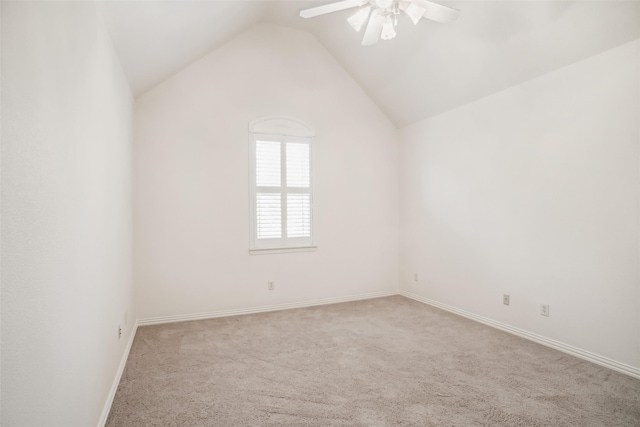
[104,0,640,127]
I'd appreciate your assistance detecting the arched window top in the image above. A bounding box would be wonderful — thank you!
[249,116,315,138]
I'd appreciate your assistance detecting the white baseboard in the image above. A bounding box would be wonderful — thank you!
[97,321,139,427]
[400,290,640,380]
[138,289,400,326]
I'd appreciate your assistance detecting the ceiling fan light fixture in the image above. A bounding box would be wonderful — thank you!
[348,6,372,32]
[299,0,460,46]
[405,3,426,25]
[380,16,397,40]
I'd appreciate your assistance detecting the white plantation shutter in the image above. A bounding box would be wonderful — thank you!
[256,193,281,239]
[285,142,311,239]
[287,193,311,237]
[255,140,283,240]
[256,141,281,187]
[249,118,314,252]
[286,142,310,188]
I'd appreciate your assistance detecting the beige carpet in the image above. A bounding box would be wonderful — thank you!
[107,296,640,426]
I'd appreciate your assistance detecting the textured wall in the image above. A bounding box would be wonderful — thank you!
[134,23,400,320]
[400,40,640,370]
[1,2,134,425]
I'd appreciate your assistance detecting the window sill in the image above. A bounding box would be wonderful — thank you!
[249,246,317,255]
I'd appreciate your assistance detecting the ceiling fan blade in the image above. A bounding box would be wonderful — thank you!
[406,0,460,24]
[361,10,384,46]
[300,0,368,18]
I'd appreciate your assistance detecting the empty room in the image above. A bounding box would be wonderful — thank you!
[1,0,639,426]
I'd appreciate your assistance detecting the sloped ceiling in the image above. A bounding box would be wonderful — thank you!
[104,1,640,127]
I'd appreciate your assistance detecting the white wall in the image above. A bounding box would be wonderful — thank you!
[134,23,399,320]
[1,2,134,425]
[400,40,640,370]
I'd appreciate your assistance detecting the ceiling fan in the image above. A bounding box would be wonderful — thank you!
[299,0,460,46]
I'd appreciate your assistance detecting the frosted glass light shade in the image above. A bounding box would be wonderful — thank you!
[381,16,397,40]
[348,6,372,32]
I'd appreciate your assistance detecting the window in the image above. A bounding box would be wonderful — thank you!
[249,117,315,253]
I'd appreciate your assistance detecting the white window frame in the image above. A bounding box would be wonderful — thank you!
[249,117,316,255]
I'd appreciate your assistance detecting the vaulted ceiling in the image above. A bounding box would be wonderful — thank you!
[104,1,640,127]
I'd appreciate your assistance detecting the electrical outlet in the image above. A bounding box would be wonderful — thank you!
[414,273,418,282]
[540,304,550,317]
[268,281,274,291]
[503,294,510,306]
[118,325,122,339]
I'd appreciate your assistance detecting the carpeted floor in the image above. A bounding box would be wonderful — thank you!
[106,296,640,426]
